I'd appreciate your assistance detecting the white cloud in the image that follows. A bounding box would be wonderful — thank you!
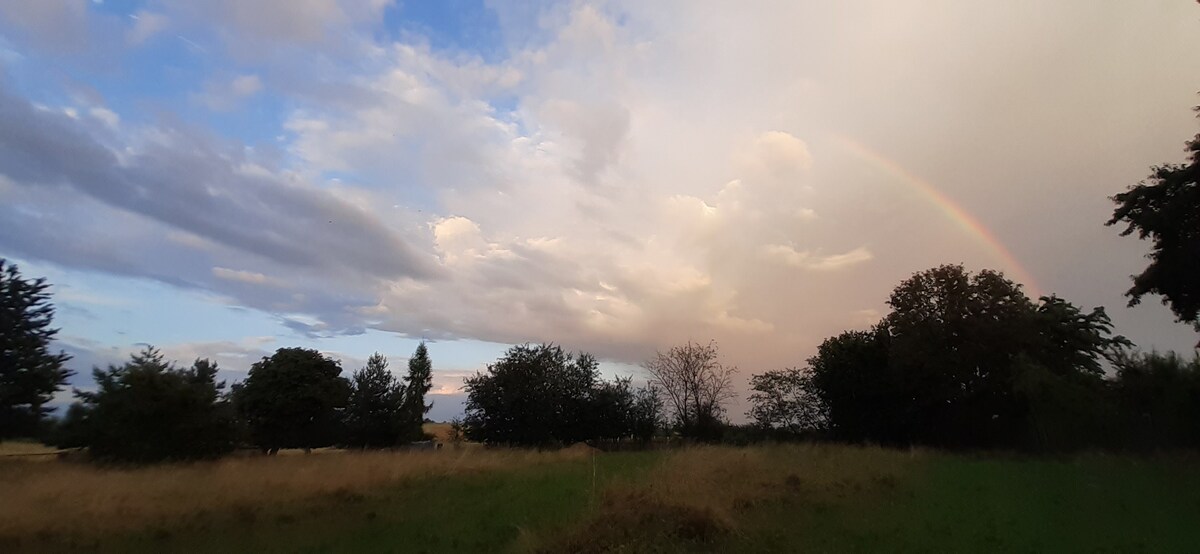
[211,266,287,287]
[761,245,874,271]
[88,106,119,128]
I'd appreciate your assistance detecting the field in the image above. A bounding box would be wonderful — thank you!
[2,441,1199,553]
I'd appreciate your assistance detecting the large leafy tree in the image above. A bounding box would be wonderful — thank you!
[463,343,633,446]
[0,259,72,438]
[398,342,433,442]
[344,353,405,448]
[802,265,1125,449]
[1107,105,1200,337]
[234,348,350,453]
[62,347,235,462]
[804,327,894,443]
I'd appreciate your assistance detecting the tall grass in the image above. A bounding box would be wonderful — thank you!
[544,443,922,552]
[0,447,591,541]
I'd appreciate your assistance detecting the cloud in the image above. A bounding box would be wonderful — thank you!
[164,0,392,59]
[194,74,263,111]
[0,0,90,53]
[7,0,1200,387]
[211,267,287,287]
[127,10,169,45]
[761,245,874,271]
[0,80,442,323]
[88,106,118,128]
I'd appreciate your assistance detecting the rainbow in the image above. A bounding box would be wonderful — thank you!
[832,135,1043,299]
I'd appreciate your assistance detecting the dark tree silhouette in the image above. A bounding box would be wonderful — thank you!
[747,367,826,435]
[1108,104,1200,339]
[644,340,736,441]
[1110,350,1200,450]
[0,259,72,438]
[462,343,639,446]
[234,347,349,453]
[800,265,1126,450]
[344,353,405,448]
[629,384,664,442]
[62,347,235,462]
[804,327,893,442]
[399,342,433,442]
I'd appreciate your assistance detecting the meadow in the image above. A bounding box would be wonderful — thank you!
[3,439,1199,553]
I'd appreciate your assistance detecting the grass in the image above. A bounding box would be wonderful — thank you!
[3,442,1199,552]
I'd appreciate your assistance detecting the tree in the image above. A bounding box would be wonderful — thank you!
[805,327,894,443]
[61,347,235,462]
[234,348,350,453]
[629,384,664,442]
[1107,104,1200,338]
[1109,350,1200,450]
[803,265,1127,450]
[398,342,433,442]
[0,259,72,438]
[883,265,1125,448]
[746,367,826,436]
[462,343,637,446]
[344,353,405,448]
[643,341,737,441]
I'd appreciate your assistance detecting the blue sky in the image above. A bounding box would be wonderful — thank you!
[1,1,1198,422]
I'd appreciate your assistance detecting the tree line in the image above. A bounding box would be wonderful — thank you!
[45,342,436,462]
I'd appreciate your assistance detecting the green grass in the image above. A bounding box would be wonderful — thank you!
[725,452,1200,553]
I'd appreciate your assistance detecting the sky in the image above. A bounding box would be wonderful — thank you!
[1,0,1198,422]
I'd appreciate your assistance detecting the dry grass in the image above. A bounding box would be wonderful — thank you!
[544,443,922,552]
[422,422,455,442]
[0,440,63,460]
[0,447,590,541]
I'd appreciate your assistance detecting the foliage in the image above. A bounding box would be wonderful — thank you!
[343,353,405,448]
[746,367,826,435]
[234,347,350,452]
[1107,105,1200,337]
[462,343,642,446]
[398,342,433,442]
[629,384,665,442]
[643,340,737,441]
[805,327,894,443]
[0,259,73,438]
[792,265,1128,450]
[447,417,467,444]
[59,347,235,462]
[1109,350,1200,450]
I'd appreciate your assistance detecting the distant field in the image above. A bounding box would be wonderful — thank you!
[2,442,1198,552]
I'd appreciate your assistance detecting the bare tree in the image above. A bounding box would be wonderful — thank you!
[643,341,737,440]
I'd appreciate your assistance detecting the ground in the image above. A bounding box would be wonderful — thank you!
[2,441,1198,552]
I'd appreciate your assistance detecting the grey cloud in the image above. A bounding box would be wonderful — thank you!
[0,82,440,282]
